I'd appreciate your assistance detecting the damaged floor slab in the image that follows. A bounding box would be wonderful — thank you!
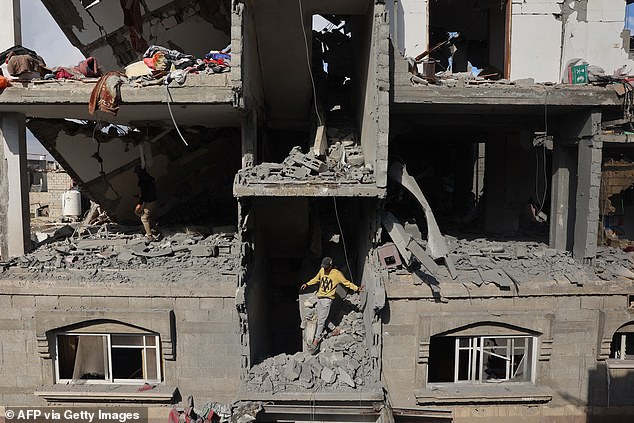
[4,0,634,421]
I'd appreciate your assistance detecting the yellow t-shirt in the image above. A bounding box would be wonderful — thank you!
[306,268,359,299]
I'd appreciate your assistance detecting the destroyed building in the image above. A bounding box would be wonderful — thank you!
[2,0,634,422]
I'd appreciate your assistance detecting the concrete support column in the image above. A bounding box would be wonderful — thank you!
[0,0,21,49]
[241,112,257,168]
[0,113,31,259]
[0,0,29,260]
[549,144,577,251]
[573,136,602,261]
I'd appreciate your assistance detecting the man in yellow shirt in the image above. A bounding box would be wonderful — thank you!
[301,257,362,347]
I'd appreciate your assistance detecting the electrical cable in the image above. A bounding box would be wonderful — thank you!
[333,197,354,283]
[165,84,190,147]
[535,90,549,216]
[91,120,120,201]
[298,0,323,126]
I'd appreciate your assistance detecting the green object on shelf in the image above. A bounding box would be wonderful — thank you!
[570,64,588,84]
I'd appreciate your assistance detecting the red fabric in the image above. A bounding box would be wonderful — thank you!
[143,57,155,70]
[88,71,125,116]
[167,409,180,423]
[55,68,76,80]
[77,57,101,78]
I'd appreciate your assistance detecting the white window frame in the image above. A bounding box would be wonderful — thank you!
[55,332,161,385]
[449,335,536,384]
[612,332,634,360]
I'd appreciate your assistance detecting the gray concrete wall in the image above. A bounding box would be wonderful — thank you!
[382,285,634,422]
[356,3,389,189]
[0,280,241,406]
[0,113,31,259]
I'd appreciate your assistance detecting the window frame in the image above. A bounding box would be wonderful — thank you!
[429,334,538,385]
[55,332,162,385]
[610,332,634,361]
[454,335,535,383]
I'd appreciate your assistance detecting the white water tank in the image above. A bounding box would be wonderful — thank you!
[62,190,82,217]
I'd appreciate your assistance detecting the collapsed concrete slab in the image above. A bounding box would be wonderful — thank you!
[28,119,241,224]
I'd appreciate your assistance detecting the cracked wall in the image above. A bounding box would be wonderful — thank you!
[29,120,241,224]
[561,0,634,79]
[41,0,232,70]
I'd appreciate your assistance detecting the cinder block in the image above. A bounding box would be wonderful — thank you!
[12,296,35,308]
[556,297,581,310]
[580,296,602,310]
[35,295,58,308]
[175,298,199,311]
[151,297,175,308]
[0,295,12,308]
[128,297,153,309]
[200,298,224,310]
[104,297,130,309]
[58,296,82,309]
[184,309,210,323]
[603,295,626,309]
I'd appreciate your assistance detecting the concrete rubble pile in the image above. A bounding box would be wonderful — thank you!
[169,398,262,423]
[245,293,379,392]
[386,236,634,289]
[0,224,239,282]
[235,140,374,185]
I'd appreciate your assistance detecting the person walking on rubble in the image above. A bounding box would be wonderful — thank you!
[301,257,362,347]
[134,165,157,241]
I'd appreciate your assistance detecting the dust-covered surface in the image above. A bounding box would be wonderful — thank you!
[388,236,634,289]
[244,293,380,393]
[0,224,240,284]
[235,141,374,186]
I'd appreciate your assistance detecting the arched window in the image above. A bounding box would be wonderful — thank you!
[610,322,634,360]
[428,323,538,384]
[54,321,161,384]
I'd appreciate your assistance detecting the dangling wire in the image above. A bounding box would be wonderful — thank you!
[535,90,549,215]
[165,84,190,147]
[298,0,323,126]
[92,120,120,201]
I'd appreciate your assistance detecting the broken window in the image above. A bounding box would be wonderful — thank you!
[611,331,634,360]
[56,333,161,383]
[429,334,535,383]
[428,0,509,77]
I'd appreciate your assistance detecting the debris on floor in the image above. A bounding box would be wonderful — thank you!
[235,141,374,186]
[168,396,261,423]
[0,224,239,283]
[383,235,634,289]
[244,293,379,392]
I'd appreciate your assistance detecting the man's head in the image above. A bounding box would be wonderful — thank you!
[321,257,333,271]
[134,165,143,174]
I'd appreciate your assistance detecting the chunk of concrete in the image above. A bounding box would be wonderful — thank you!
[388,162,449,259]
[338,369,356,387]
[299,362,312,384]
[313,125,328,157]
[190,245,218,257]
[382,211,413,266]
[321,367,336,384]
[283,360,300,381]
